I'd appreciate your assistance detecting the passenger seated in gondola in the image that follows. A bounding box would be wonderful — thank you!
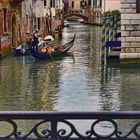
[40,35,55,53]
[44,35,54,45]
[40,45,55,53]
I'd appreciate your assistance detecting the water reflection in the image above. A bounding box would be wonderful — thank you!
[0,23,140,113]
[0,57,61,111]
[120,67,140,111]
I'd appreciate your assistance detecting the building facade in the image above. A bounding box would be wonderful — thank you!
[93,0,102,24]
[65,0,95,22]
[0,0,23,57]
[68,0,81,14]
[22,0,63,38]
[120,0,140,63]
[102,0,121,12]
[0,0,64,58]
[22,0,45,41]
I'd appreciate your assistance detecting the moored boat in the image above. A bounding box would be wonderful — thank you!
[29,34,76,60]
[15,43,30,56]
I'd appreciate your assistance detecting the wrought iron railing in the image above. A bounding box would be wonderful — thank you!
[0,111,140,140]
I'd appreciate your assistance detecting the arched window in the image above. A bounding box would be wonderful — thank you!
[50,0,53,7]
[72,1,74,8]
[136,0,140,13]
[37,17,40,30]
[26,13,29,31]
[3,8,7,32]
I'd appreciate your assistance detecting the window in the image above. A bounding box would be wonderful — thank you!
[137,0,140,13]
[94,0,98,8]
[50,0,53,7]
[88,0,91,6]
[3,8,7,32]
[26,14,29,31]
[37,17,40,30]
[44,0,46,6]
[72,1,74,8]
[85,1,87,7]
[100,0,102,7]
[50,0,55,8]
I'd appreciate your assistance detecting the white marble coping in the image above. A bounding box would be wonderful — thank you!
[120,53,140,59]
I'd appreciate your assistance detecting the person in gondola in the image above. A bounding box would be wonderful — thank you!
[32,28,40,51]
[43,35,55,53]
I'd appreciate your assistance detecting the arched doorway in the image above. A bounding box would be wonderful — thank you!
[12,14,17,49]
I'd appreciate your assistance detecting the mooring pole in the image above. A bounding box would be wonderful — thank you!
[101,15,106,64]
[110,15,114,42]
[114,15,117,41]
[109,15,114,53]
[105,15,110,59]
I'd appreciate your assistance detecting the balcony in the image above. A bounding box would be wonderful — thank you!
[0,111,140,140]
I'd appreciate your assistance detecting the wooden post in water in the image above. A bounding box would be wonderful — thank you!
[105,15,110,58]
[109,15,114,45]
[113,15,117,41]
[101,15,106,64]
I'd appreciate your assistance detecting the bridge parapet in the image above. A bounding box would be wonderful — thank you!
[63,13,88,22]
[0,111,140,140]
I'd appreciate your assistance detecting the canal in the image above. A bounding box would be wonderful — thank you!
[0,22,140,113]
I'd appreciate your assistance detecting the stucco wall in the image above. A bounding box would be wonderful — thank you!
[102,0,121,12]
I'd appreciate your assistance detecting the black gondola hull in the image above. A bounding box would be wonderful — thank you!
[29,34,76,60]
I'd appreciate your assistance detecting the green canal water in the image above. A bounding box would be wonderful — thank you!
[0,22,140,112]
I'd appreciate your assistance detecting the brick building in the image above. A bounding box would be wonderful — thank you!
[120,0,140,63]
[0,0,64,58]
[0,0,23,57]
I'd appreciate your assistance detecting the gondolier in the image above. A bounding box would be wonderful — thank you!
[32,29,40,51]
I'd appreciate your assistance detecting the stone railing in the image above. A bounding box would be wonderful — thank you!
[0,111,140,139]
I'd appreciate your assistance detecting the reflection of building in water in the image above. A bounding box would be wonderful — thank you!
[28,62,60,111]
[120,68,140,111]
[0,58,60,111]
[100,66,140,112]
[87,26,101,68]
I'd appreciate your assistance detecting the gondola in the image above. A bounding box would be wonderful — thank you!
[15,43,30,56]
[29,34,76,60]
